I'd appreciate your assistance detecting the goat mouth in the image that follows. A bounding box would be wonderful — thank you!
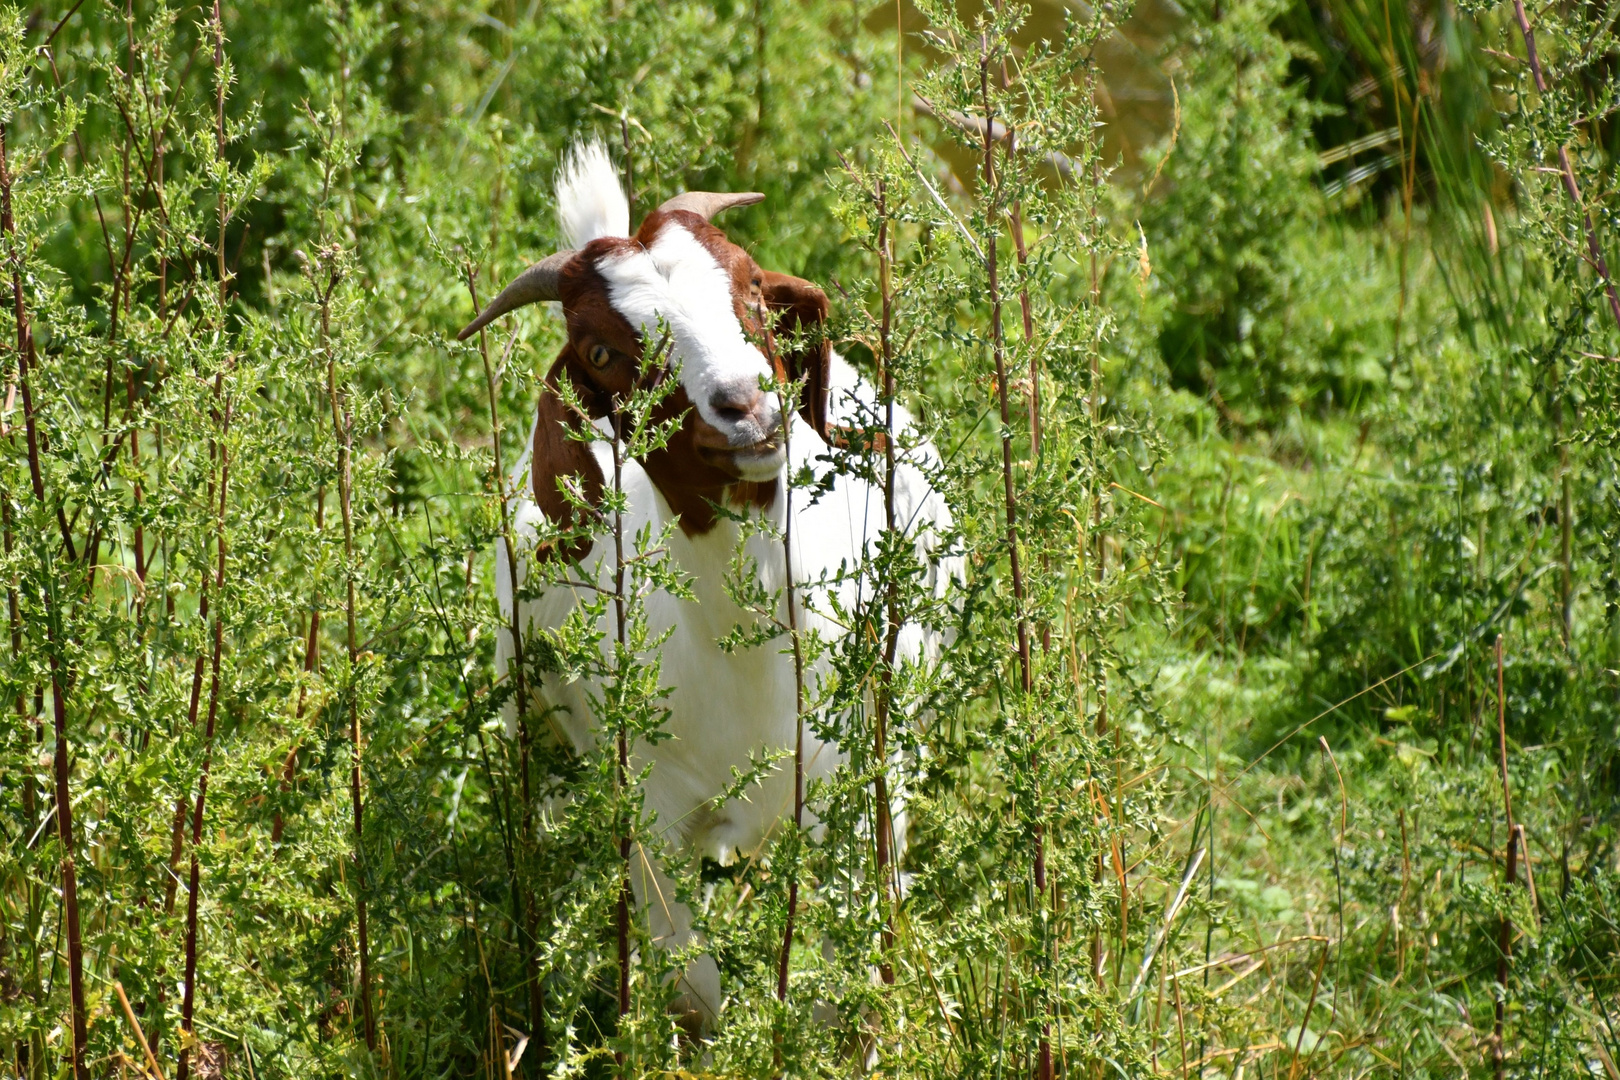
[694,437,785,481]
[727,442,786,481]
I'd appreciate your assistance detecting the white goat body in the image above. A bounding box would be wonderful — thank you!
[496,356,952,1019]
[474,140,957,1022]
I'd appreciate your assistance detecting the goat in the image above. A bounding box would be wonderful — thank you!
[458,141,955,1025]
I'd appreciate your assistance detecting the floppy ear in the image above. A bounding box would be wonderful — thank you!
[761,271,831,440]
[530,354,605,562]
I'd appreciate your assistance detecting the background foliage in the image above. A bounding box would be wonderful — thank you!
[0,0,1616,1076]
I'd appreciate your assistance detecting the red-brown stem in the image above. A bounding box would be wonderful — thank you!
[2,420,36,797]
[997,49,1039,460]
[1491,635,1518,1077]
[157,133,166,321]
[96,4,139,481]
[470,277,548,1054]
[165,482,215,912]
[174,25,238,1052]
[1511,0,1620,333]
[45,555,87,1080]
[978,57,1032,694]
[128,368,146,587]
[3,76,76,563]
[169,0,234,924]
[979,33,1047,1080]
[1516,22,1579,636]
[120,11,146,584]
[776,378,807,1003]
[1496,635,1513,831]
[324,273,377,1052]
[54,22,190,572]
[212,1,226,308]
[165,574,211,915]
[271,489,323,846]
[176,397,232,1080]
[1493,824,1521,1079]
[4,500,32,829]
[3,118,90,1080]
[1011,197,1038,456]
[469,284,550,1055]
[610,421,631,1064]
[871,178,899,987]
[1081,55,1114,990]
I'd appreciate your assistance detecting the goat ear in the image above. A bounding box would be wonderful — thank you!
[761,271,831,440]
[530,355,605,561]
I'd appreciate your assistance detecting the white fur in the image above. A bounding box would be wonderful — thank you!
[555,139,630,248]
[594,228,781,448]
[497,352,957,1022]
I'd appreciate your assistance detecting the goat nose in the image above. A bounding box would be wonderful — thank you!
[709,385,766,426]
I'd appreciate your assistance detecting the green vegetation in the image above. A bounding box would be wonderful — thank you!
[0,0,1616,1076]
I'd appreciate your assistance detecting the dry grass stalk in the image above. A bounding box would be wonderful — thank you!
[115,981,167,1080]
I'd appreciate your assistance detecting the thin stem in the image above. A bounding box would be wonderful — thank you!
[471,277,548,1058]
[176,394,232,1080]
[611,416,632,1067]
[1550,361,1573,649]
[1494,824,1522,1078]
[166,556,213,915]
[115,982,167,1080]
[327,269,377,1052]
[1496,634,1514,831]
[1286,946,1328,1080]
[999,68,1039,458]
[872,177,899,987]
[213,0,227,312]
[177,17,236,1071]
[3,498,32,827]
[978,29,1046,1080]
[270,489,323,846]
[1492,634,1517,1076]
[2,116,90,1080]
[166,416,221,916]
[1511,0,1620,333]
[776,382,806,1004]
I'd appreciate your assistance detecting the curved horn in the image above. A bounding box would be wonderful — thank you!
[456,250,576,341]
[656,190,765,221]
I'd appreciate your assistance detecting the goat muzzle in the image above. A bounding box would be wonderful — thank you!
[690,417,785,482]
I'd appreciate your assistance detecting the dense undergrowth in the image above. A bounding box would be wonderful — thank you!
[0,0,1616,1077]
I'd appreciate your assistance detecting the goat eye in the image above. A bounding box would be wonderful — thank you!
[586,343,613,369]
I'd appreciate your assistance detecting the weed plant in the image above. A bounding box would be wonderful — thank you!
[0,0,1615,1077]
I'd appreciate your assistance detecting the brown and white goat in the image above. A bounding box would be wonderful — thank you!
[461,142,954,1024]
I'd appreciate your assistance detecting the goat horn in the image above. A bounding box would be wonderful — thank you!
[656,190,764,221]
[456,250,576,341]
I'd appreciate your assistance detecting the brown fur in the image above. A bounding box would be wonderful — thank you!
[529,209,832,542]
[529,356,606,562]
